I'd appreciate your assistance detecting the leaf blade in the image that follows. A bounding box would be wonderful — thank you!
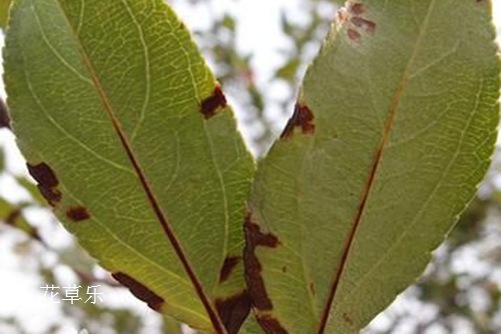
[5,0,254,332]
[246,1,500,333]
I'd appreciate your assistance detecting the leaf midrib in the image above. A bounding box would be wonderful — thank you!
[49,0,227,332]
[316,1,438,332]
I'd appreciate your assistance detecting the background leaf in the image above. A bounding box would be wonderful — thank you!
[246,1,500,333]
[4,0,253,332]
[0,0,12,29]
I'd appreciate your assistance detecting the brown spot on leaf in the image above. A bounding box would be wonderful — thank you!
[244,212,280,311]
[343,313,354,326]
[280,103,315,139]
[346,2,376,42]
[66,206,90,222]
[350,17,376,34]
[349,3,364,15]
[215,291,252,334]
[200,85,227,119]
[282,266,287,273]
[0,98,10,129]
[219,256,241,283]
[27,162,58,187]
[347,29,361,43]
[112,272,164,311]
[256,315,289,334]
[27,162,62,206]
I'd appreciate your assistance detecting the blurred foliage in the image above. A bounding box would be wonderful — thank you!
[1,0,501,333]
[0,0,11,29]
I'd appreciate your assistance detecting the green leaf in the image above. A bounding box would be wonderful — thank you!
[238,314,265,334]
[4,0,253,332]
[246,1,500,333]
[275,58,300,81]
[0,198,37,240]
[0,0,12,29]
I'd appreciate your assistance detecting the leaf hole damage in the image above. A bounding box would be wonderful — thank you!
[244,212,280,311]
[66,206,91,222]
[219,256,241,283]
[280,103,315,139]
[200,85,227,119]
[215,291,252,334]
[112,272,164,311]
[27,162,62,206]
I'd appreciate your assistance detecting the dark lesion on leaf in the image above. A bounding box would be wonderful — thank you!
[345,3,377,43]
[347,29,362,43]
[244,212,280,312]
[215,290,252,334]
[256,315,289,334]
[349,3,365,15]
[219,256,241,283]
[66,206,91,222]
[200,85,228,119]
[112,272,164,311]
[280,102,315,139]
[350,16,376,34]
[0,98,11,129]
[27,162,62,206]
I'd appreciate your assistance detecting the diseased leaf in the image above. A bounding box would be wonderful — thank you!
[246,1,500,333]
[4,0,253,332]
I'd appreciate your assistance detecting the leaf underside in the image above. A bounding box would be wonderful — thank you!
[246,0,500,333]
[5,0,254,332]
